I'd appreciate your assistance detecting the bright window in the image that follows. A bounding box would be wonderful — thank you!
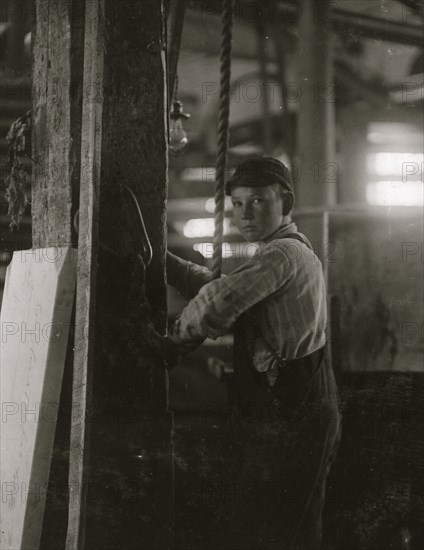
[367,153,424,178]
[183,218,231,238]
[366,181,424,207]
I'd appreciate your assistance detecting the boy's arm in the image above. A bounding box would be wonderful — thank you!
[168,243,293,352]
[166,251,213,301]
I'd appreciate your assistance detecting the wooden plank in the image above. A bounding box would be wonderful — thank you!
[0,247,77,550]
[65,1,105,548]
[32,0,77,248]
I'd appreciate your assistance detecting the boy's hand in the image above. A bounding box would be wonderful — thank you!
[162,335,203,369]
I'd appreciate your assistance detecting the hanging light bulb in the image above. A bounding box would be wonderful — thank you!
[169,100,190,156]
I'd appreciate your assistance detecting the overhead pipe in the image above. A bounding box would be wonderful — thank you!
[330,7,423,46]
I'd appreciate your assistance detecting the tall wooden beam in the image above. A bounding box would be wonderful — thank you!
[32,0,172,547]
[66,0,104,548]
[72,1,174,548]
[32,0,82,248]
[296,0,337,208]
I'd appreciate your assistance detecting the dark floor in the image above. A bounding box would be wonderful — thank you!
[170,362,424,550]
[40,355,424,550]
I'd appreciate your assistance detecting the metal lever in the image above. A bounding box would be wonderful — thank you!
[122,185,153,267]
[73,185,153,267]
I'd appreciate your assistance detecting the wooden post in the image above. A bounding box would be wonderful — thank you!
[296,0,337,208]
[31,0,172,548]
[32,0,83,248]
[67,1,174,548]
[66,0,104,548]
[294,0,336,371]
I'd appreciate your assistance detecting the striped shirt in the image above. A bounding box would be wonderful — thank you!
[167,222,327,375]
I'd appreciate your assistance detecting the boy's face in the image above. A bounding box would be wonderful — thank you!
[230,184,284,242]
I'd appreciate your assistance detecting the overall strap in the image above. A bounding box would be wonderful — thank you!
[246,233,310,370]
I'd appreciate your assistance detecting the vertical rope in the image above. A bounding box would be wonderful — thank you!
[212,0,235,280]
[174,73,179,101]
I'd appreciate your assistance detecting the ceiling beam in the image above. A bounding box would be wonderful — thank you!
[330,7,423,46]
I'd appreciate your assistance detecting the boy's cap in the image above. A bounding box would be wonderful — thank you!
[225,157,294,195]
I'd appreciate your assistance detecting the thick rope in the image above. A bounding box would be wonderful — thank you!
[212,0,235,280]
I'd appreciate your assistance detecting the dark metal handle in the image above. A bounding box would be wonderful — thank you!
[122,185,153,267]
[73,186,153,267]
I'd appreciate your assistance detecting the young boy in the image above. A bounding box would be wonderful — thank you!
[166,157,341,549]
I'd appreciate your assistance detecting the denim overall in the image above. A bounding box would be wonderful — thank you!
[226,313,342,550]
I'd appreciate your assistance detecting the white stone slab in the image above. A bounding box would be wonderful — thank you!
[1,247,77,550]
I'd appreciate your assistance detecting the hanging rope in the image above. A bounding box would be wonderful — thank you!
[212,0,235,280]
[174,73,179,101]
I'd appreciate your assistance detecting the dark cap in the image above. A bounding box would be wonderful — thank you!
[225,157,294,195]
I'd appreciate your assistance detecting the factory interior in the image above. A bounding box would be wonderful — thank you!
[0,1,423,549]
